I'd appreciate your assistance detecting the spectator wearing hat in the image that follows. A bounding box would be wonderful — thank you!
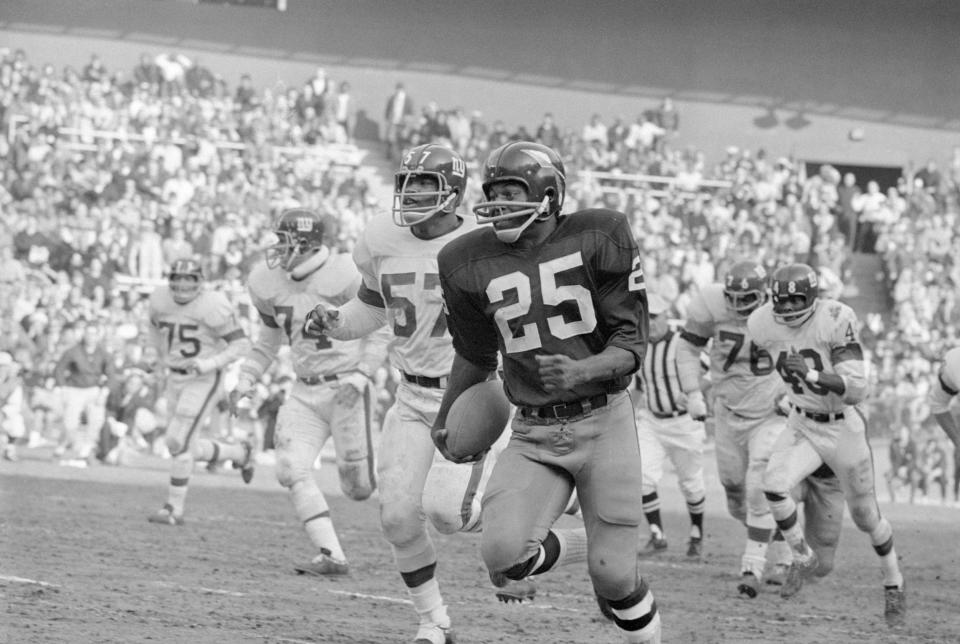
[383,82,413,161]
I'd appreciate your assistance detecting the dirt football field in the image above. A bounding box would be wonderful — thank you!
[2,446,958,644]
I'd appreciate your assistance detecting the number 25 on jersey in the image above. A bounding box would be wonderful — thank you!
[487,252,599,354]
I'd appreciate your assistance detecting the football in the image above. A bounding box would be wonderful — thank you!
[444,380,512,459]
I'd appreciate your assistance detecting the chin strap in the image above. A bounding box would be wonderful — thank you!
[289,246,331,280]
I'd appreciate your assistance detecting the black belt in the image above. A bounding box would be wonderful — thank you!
[170,367,190,375]
[652,409,687,420]
[299,374,340,386]
[793,405,844,423]
[402,372,448,389]
[520,393,608,420]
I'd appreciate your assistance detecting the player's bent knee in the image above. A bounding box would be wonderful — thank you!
[589,558,637,599]
[165,436,184,455]
[275,454,308,489]
[480,528,530,574]
[338,462,375,501]
[379,502,425,548]
[814,553,835,578]
[849,502,880,531]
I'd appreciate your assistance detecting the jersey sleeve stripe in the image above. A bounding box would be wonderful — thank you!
[680,329,709,347]
[830,342,863,364]
[259,311,280,328]
[221,329,246,342]
[358,282,386,308]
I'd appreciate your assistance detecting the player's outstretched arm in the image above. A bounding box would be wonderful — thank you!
[431,352,493,464]
[304,297,387,341]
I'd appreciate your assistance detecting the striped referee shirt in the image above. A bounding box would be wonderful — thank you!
[637,329,686,417]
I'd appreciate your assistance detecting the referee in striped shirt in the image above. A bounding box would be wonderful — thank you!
[634,293,708,558]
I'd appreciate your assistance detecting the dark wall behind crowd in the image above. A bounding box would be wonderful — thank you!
[3,0,959,165]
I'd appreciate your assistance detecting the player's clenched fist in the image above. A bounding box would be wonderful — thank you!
[536,354,582,393]
[685,390,708,421]
[303,306,340,336]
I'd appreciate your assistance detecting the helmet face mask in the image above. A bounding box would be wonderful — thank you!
[770,264,819,327]
[474,141,565,243]
[267,209,325,272]
[392,144,466,227]
[168,259,204,305]
[723,261,768,319]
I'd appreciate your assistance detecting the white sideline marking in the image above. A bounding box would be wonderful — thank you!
[0,575,60,588]
[326,589,582,614]
[327,589,412,605]
[194,514,292,528]
[197,586,246,597]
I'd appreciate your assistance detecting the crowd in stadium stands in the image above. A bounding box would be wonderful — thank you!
[1,47,958,501]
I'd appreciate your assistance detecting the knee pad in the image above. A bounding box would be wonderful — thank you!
[723,483,747,523]
[165,435,184,456]
[813,548,836,578]
[480,523,532,575]
[588,554,639,600]
[379,499,426,550]
[275,450,309,490]
[338,459,376,502]
[422,459,482,535]
[745,486,771,521]
[849,501,881,532]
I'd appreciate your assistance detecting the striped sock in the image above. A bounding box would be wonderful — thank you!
[606,578,661,643]
[168,478,188,516]
[642,492,663,537]
[687,496,705,539]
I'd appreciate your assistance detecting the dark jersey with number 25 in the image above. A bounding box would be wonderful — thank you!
[438,209,648,408]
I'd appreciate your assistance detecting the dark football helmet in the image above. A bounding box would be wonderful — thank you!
[169,258,204,305]
[770,263,819,327]
[392,144,467,227]
[473,141,566,243]
[723,260,768,319]
[266,208,326,271]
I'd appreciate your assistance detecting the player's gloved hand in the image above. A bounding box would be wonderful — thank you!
[228,376,256,417]
[774,393,791,416]
[430,425,487,464]
[304,306,340,337]
[334,371,370,408]
[686,390,707,421]
[783,348,809,378]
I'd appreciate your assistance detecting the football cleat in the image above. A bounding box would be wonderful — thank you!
[147,503,184,527]
[413,622,455,644]
[686,536,703,558]
[638,534,668,557]
[495,578,537,603]
[294,554,350,576]
[779,550,819,599]
[737,572,760,599]
[884,583,906,627]
[233,440,255,484]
